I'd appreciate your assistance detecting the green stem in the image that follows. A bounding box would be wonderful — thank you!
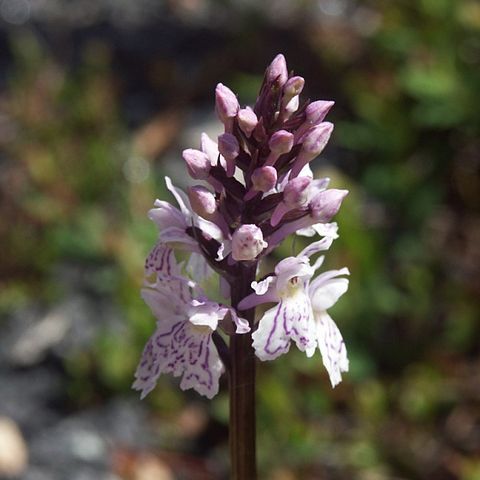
[229,263,257,479]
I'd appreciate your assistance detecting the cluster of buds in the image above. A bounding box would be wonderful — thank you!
[133,54,350,399]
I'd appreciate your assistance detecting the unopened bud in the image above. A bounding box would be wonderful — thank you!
[215,83,239,126]
[218,133,239,160]
[182,149,211,180]
[251,166,277,192]
[218,133,239,177]
[309,189,348,222]
[265,130,294,167]
[266,54,288,86]
[283,176,312,207]
[237,107,258,137]
[269,130,294,154]
[306,100,334,124]
[232,224,268,261]
[188,185,217,217]
[302,122,334,155]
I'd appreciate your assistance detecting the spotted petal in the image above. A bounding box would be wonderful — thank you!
[314,312,348,387]
[252,293,316,361]
[133,320,223,399]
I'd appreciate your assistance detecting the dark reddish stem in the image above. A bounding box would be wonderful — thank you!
[229,263,257,479]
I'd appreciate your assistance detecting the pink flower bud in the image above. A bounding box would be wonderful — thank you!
[188,185,217,217]
[294,101,335,142]
[264,130,294,167]
[302,122,334,155]
[306,100,335,124]
[309,189,348,222]
[218,133,240,160]
[218,132,239,177]
[283,176,312,207]
[182,149,211,180]
[289,122,334,178]
[269,130,294,154]
[237,107,258,137]
[215,83,239,129]
[251,166,277,192]
[232,224,268,261]
[265,54,288,86]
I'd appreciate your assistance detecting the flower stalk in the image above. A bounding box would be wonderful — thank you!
[229,263,257,479]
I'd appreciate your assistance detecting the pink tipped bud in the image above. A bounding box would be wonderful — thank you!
[306,100,335,124]
[215,83,239,125]
[218,133,239,177]
[266,53,288,86]
[283,76,304,106]
[283,176,312,207]
[269,130,294,154]
[218,133,240,160]
[188,185,217,217]
[251,166,277,192]
[309,189,348,222]
[302,122,334,155]
[182,149,211,180]
[232,224,268,261]
[237,107,258,137]
[265,130,294,167]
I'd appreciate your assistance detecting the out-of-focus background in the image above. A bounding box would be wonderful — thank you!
[0,1,479,479]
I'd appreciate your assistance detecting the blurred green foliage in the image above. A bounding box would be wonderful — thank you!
[1,0,479,478]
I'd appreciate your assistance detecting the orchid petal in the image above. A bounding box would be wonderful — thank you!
[144,243,179,278]
[186,252,214,283]
[252,303,291,361]
[315,312,348,387]
[309,268,349,311]
[149,201,186,231]
[228,308,251,333]
[299,235,335,258]
[252,276,275,295]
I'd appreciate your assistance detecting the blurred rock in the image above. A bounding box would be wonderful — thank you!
[0,416,28,477]
[132,454,174,480]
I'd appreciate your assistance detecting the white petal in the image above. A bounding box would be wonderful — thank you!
[178,330,224,399]
[251,276,275,295]
[296,226,316,237]
[299,235,335,258]
[281,294,316,354]
[196,216,224,242]
[134,320,224,399]
[252,294,315,361]
[228,308,251,334]
[149,201,186,231]
[252,303,291,361]
[158,227,199,251]
[274,257,314,291]
[132,336,163,399]
[186,252,214,283]
[315,312,348,387]
[144,243,179,277]
[309,269,349,311]
[165,176,192,219]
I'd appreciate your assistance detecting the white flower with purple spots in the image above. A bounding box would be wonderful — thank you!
[133,277,225,399]
[239,235,349,387]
